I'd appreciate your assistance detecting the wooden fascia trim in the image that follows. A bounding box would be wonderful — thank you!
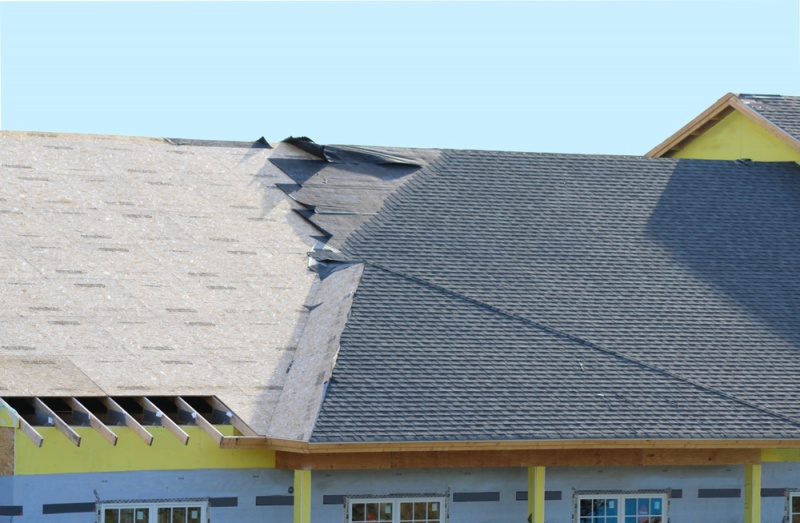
[729,97,800,154]
[304,438,800,453]
[646,92,738,157]
[221,436,800,455]
[276,448,763,470]
[218,435,310,452]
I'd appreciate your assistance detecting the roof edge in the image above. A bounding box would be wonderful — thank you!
[305,438,800,453]
[729,96,800,153]
[646,92,738,157]
[647,92,800,158]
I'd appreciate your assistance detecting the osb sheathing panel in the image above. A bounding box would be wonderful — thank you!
[0,428,13,475]
[0,132,321,435]
[268,264,364,441]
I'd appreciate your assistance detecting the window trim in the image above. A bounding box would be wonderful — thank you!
[574,491,669,523]
[787,489,800,522]
[97,499,209,523]
[346,495,447,523]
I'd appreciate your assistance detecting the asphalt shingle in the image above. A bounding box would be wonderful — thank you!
[310,150,800,442]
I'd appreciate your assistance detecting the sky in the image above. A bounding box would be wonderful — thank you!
[0,1,798,155]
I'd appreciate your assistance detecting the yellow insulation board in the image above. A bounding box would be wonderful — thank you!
[15,425,275,475]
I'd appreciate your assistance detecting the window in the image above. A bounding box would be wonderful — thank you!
[99,501,207,523]
[347,497,445,523]
[789,492,800,523]
[576,493,667,523]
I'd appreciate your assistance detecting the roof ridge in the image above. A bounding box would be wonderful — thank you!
[365,261,800,432]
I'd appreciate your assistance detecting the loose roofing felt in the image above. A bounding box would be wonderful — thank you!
[271,137,441,249]
[308,150,800,443]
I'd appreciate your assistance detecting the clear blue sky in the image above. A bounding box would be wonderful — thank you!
[1,1,798,155]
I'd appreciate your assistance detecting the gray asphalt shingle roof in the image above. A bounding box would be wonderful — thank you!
[739,94,800,143]
[309,150,800,443]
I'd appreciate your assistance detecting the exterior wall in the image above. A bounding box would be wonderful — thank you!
[671,111,800,162]
[14,426,274,475]
[761,462,800,521]
[0,468,293,523]
[311,465,795,523]
[312,468,526,523]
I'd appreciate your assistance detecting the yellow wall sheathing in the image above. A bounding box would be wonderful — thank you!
[672,111,800,162]
[528,466,545,523]
[293,469,311,523]
[15,425,275,475]
[744,463,761,523]
[761,449,800,462]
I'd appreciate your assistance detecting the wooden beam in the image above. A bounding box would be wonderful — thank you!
[66,398,117,446]
[0,399,44,448]
[175,397,223,445]
[276,448,762,470]
[306,438,800,453]
[32,398,80,447]
[137,397,189,446]
[101,397,153,446]
[219,436,308,452]
[207,396,258,437]
[18,417,44,448]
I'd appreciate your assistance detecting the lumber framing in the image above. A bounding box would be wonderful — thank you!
[305,438,800,453]
[208,396,258,437]
[175,397,223,445]
[137,397,189,445]
[0,398,43,448]
[276,448,762,470]
[32,398,80,447]
[646,92,800,158]
[66,397,117,446]
[101,396,153,446]
[18,417,44,448]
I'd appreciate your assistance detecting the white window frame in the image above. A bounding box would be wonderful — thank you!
[575,492,668,523]
[346,496,447,523]
[788,490,800,522]
[98,500,209,523]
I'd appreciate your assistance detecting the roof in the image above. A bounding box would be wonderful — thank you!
[305,150,800,443]
[646,93,800,157]
[0,131,320,435]
[5,128,800,447]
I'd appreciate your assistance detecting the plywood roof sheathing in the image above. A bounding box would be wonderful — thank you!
[101,397,153,446]
[66,397,117,446]
[32,398,80,447]
[137,397,189,445]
